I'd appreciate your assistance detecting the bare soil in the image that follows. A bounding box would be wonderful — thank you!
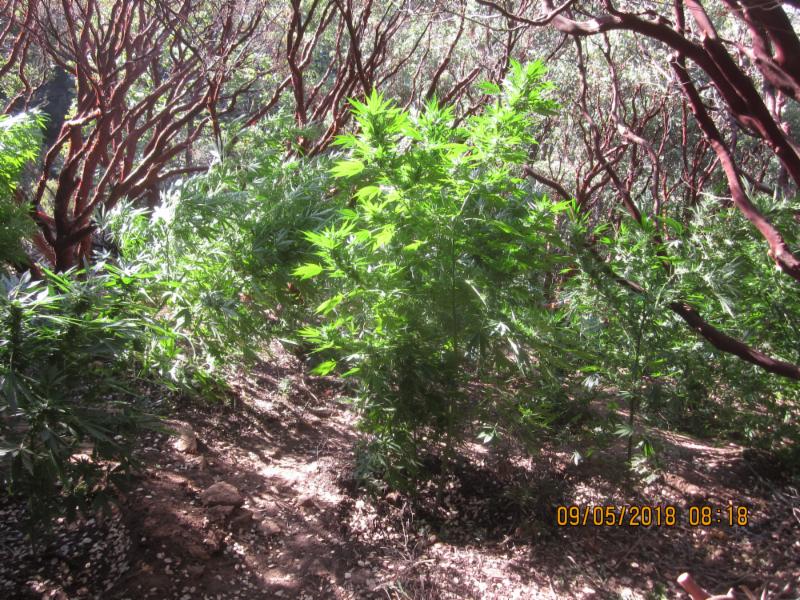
[2,343,799,599]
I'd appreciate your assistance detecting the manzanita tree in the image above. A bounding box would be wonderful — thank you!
[0,0,265,271]
[479,0,800,380]
[0,0,543,272]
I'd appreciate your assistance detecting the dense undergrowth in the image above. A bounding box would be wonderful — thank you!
[2,64,799,523]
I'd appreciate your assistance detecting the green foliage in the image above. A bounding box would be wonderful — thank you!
[665,198,800,444]
[296,63,571,486]
[99,116,337,388]
[0,117,335,522]
[564,196,800,453]
[0,266,163,522]
[2,50,797,525]
[0,113,42,267]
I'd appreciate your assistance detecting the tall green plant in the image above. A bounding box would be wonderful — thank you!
[0,266,164,522]
[294,62,573,487]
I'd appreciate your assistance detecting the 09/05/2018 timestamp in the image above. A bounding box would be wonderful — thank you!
[555,504,749,527]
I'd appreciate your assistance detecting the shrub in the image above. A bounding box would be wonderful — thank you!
[0,266,163,522]
[562,196,800,454]
[100,117,339,385]
[295,62,574,487]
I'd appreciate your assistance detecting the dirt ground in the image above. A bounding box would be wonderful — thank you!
[2,342,799,599]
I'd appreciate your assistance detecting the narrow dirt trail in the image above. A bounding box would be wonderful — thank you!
[2,343,799,599]
[108,345,565,599]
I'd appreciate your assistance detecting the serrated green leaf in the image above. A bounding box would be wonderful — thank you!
[311,360,337,376]
[477,81,501,95]
[402,240,425,252]
[373,225,394,249]
[355,185,381,202]
[331,159,365,178]
[315,293,344,315]
[292,263,324,279]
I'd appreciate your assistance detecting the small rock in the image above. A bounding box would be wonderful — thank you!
[207,505,235,523]
[297,494,317,509]
[230,508,254,531]
[169,422,199,454]
[186,543,211,561]
[308,407,333,418]
[202,531,225,555]
[255,501,280,517]
[258,518,282,537]
[200,482,243,507]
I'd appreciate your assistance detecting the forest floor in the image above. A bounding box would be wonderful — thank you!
[2,342,799,600]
